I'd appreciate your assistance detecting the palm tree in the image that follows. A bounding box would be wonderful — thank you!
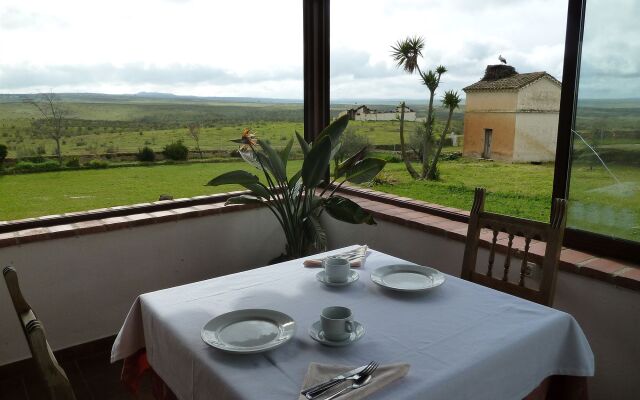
[426,90,461,180]
[391,36,424,74]
[419,66,446,178]
[391,36,449,179]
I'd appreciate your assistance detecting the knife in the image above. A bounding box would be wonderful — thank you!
[300,364,369,399]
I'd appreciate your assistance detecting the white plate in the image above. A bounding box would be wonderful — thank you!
[309,320,365,347]
[370,264,445,292]
[316,270,360,287]
[201,309,296,354]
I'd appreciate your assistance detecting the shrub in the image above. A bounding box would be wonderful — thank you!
[66,157,81,168]
[13,160,60,173]
[137,146,156,162]
[0,143,7,165]
[163,140,189,161]
[334,127,371,166]
[86,159,109,169]
[440,151,462,161]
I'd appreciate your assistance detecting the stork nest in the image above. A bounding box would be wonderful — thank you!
[481,64,518,81]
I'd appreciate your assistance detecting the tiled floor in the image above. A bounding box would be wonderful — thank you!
[0,345,153,400]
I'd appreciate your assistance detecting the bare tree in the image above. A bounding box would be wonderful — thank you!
[188,123,204,159]
[25,92,68,165]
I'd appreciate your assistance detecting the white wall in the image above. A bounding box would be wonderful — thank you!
[0,208,283,365]
[514,112,559,162]
[517,78,561,112]
[322,217,640,400]
[2,208,638,400]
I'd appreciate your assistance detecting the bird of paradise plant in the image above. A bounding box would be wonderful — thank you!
[207,115,386,259]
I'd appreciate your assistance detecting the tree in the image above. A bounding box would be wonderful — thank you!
[397,102,419,179]
[333,127,371,170]
[187,123,204,159]
[25,92,68,165]
[391,36,455,180]
[427,90,461,179]
[0,143,7,167]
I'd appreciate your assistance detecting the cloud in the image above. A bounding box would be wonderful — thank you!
[331,50,396,79]
[0,7,65,30]
[0,63,301,91]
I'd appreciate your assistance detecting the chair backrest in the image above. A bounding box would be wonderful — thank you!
[461,188,567,306]
[3,266,77,400]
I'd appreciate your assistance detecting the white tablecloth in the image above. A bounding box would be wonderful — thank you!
[111,246,594,400]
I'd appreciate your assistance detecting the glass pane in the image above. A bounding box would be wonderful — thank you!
[0,0,302,221]
[331,0,567,221]
[569,0,640,241]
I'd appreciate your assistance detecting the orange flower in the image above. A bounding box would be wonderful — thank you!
[240,128,257,148]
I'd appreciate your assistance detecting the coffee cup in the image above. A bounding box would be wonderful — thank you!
[320,306,355,341]
[323,256,350,283]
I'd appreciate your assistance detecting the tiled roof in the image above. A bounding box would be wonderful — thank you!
[463,72,561,92]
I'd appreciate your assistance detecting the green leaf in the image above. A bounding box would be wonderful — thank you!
[279,137,294,168]
[303,215,327,252]
[244,183,270,199]
[207,170,259,186]
[345,158,387,184]
[225,194,263,206]
[258,139,287,182]
[302,136,331,188]
[316,114,349,149]
[324,196,376,225]
[329,142,342,162]
[288,170,302,195]
[296,131,310,157]
[335,146,368,178]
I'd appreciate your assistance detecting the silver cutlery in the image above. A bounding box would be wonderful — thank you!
[324,374,373,400]
[302,361,378,399]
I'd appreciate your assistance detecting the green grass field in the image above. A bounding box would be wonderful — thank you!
[0,95,637,242]
[2,157,637,241]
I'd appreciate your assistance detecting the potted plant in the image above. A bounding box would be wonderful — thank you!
[207,115,386,259]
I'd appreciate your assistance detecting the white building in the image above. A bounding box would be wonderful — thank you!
[339,104,417,121]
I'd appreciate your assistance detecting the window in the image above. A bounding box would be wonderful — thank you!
[330,0,568,222]
[568,0,640,242]
[0,0,302,221]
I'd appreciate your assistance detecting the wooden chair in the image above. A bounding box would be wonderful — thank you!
[461,188,567,306]
[3,266,77,400]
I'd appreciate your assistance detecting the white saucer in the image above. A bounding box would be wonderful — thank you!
[316,270,359,287]
[309,320,365,347]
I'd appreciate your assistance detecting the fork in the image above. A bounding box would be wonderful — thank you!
[304,361,379,399]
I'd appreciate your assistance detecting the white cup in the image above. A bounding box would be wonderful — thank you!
[321,306,355,341]
[323,256,350,283]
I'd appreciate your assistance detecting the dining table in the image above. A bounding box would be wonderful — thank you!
[111,245,595,399]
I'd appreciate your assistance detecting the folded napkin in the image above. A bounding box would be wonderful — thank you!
[303,246,369,268]
[298,362,410,400]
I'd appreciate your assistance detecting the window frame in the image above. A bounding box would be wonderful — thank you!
[306,0,639,263]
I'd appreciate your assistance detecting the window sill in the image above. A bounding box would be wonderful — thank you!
[0,187,638,292]
[335,185,640,293]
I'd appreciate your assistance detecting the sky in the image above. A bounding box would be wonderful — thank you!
[0,0,637,100]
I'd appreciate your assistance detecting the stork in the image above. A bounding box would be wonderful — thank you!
[498,54,507,64]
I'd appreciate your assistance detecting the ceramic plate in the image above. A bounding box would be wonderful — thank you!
[316,270,359,287]
[371,264,445,292]
[309,320,365,347]
[201,309,296,353]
